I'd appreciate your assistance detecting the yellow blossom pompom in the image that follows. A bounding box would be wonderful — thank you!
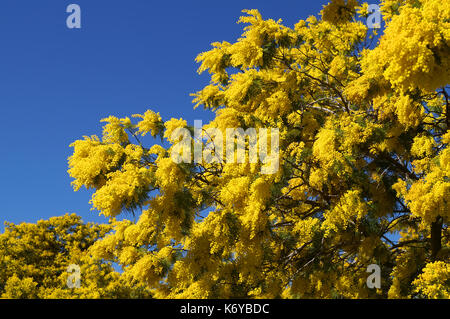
[133,110,163,137]
[413,261,450,299]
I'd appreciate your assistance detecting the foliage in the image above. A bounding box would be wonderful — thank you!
[66,0,449,299]
[0,214,151,298]
[3,0,449,299]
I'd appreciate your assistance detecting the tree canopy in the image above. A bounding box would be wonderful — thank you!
[2,0,450,299]
[0,214,151,298]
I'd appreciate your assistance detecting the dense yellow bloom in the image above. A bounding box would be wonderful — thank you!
[0,214,151,299]
[90,164,152,217]
[322,190,370,237]
[133,110,163,137]
[321,0,359,24]
[2,275,38,299]
[164,118,188,141]
[411,134,436,158]
[101,116,130,144]
[362,0,450,92]
[63,2,450,299]
[413,261,450,298]
[68,136,125,190]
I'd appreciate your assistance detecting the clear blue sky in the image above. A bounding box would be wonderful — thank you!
[0,0,329,231]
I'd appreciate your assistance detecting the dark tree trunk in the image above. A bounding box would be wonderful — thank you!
[430,215,443,260]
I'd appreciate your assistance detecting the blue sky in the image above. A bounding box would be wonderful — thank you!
[0,0,331,231]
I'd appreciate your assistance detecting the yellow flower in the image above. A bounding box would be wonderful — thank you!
[133,109,163,137]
